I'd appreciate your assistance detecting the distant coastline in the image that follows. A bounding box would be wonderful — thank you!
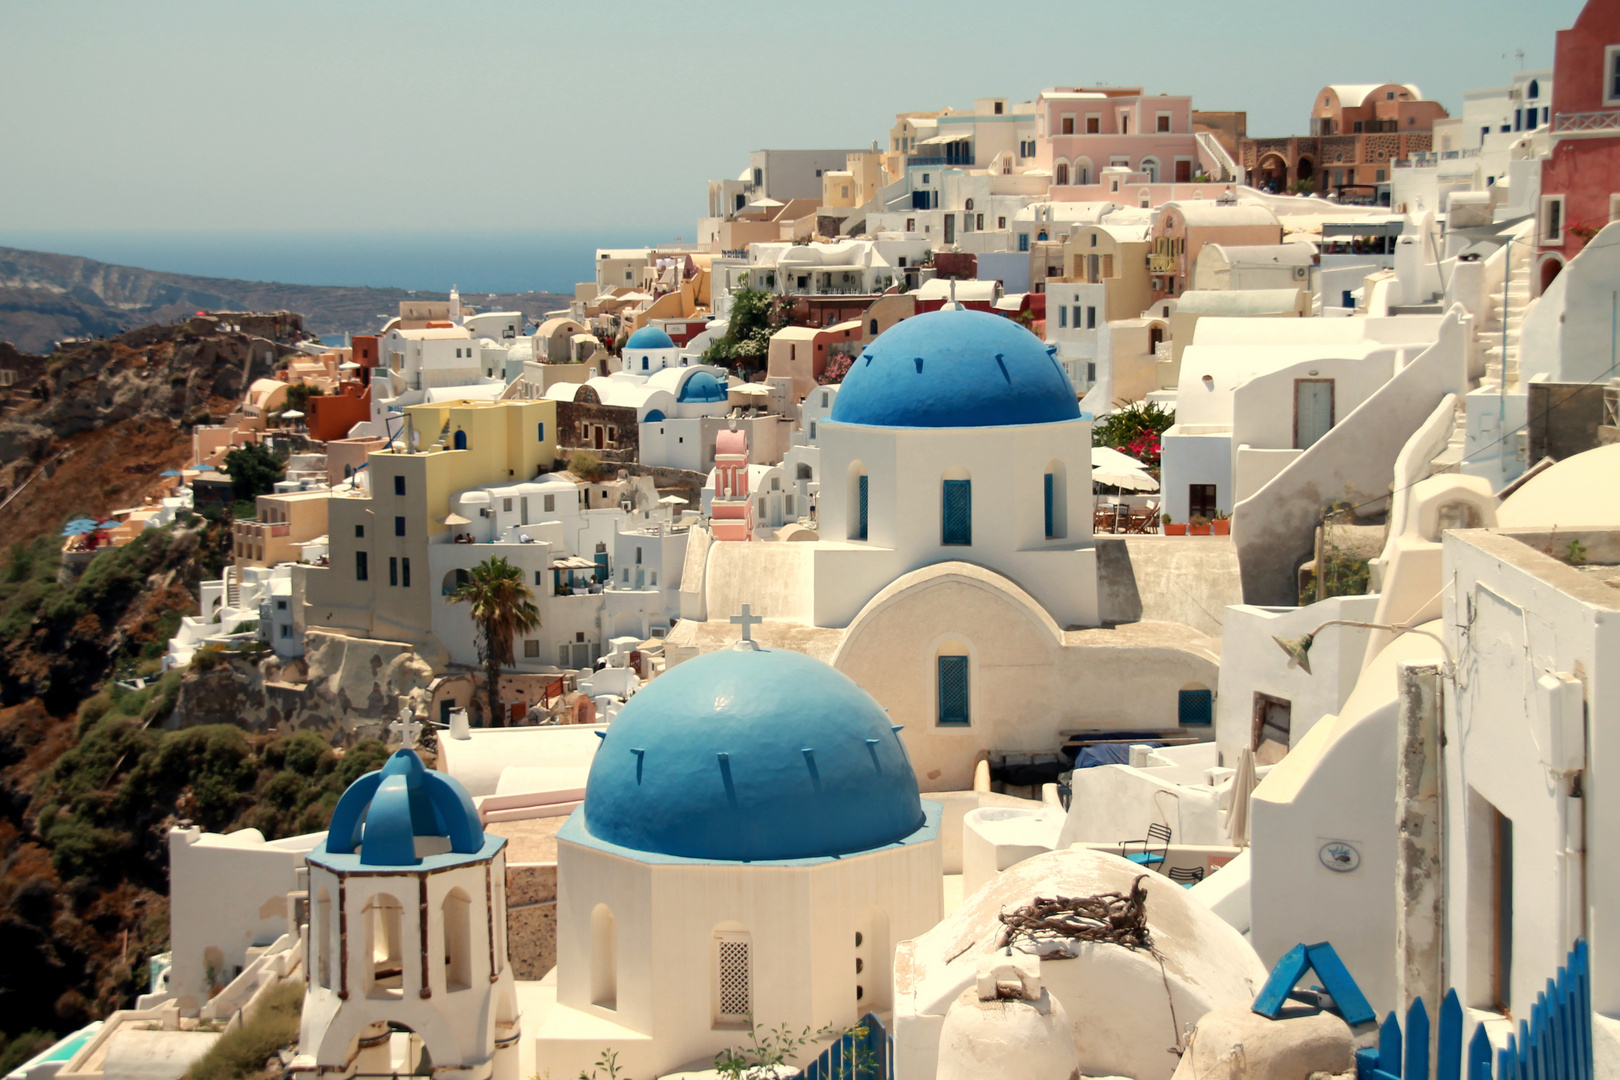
[0,226,686,297]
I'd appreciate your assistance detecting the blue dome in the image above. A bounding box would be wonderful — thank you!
[324,749,485,866]
[678,370,728,403]
[582,648,925,862]
[829,307,1081,428]
[625,326,675,350]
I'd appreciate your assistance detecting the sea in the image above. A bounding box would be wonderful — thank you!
[0,227,685,297]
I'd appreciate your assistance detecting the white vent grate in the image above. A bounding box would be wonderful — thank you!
[717,938,751,1019]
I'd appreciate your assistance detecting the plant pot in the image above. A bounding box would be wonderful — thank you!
[1189,524,1212,536]
[1164,524,1187,536]
[1212,519,1231,535]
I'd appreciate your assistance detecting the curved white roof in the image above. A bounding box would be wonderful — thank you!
[1162,201,1281,228]
[1204,244,1316,266]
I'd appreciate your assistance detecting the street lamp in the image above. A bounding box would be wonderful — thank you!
[1272,620,1454,678]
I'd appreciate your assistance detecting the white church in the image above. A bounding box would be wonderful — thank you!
[672,306,1224,790]
[531,634,944,1079]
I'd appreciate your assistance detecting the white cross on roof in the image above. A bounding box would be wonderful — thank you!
[390,702,423,750]
[730,604,763,650]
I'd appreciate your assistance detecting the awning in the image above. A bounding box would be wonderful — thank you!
[553,555,598,570]
[918,133,972,146]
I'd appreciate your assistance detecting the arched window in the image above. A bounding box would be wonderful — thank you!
[848,462,868,541]
[795,462,813,481]
[941,467,971,546]
[453,429,467,450]
[1527,79,1539,100]
[937,642,970,726]
[641,357,649,371]
[443,888,472,991]
[316,887,332,989]
[1055,162,1069,186]
[362,893,405,999]
[870,318,879,334]
[964,197,974,211]
[1141,157,1159,183]
[1044,460,1067,539]
[1074,157,1092,186]
[591,904,617,1009]
[442,568,471,596]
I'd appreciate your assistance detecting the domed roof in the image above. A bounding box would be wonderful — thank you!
[324,749,486,866]
[625,326,676,350]
[582,647,925,862]
[678,370,728,403]
[828,308,1081,428]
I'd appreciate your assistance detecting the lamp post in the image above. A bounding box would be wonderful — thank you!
[1272,619,1454,678]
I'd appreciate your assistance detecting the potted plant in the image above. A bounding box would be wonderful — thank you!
[1188,514,1212,536]
[1162,513,1186,537]
[1212,511,1231,536]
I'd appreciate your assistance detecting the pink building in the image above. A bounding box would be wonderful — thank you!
[1037,87,1227,206]
[1537,0,1620,295]
[709,429,754,542]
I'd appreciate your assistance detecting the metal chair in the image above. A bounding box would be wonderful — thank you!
[1167,865,1205,888]
[1119,822,1171,868]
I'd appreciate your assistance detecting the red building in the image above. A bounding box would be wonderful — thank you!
[1539,0,1620,294]
[307,383,370,442]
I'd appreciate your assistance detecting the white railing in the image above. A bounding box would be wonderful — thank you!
[1553,110,1620,133]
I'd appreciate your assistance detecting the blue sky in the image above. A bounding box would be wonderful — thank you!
[0,0,1581,244]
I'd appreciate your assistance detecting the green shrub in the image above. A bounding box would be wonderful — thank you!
[182,979,303,1080]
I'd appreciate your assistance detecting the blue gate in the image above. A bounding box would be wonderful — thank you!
[802,1013,892,1080]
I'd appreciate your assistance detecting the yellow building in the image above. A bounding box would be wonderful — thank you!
[297,397,558,654]
[233,489,332,568]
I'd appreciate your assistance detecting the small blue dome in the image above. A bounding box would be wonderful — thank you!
[324,749,485,866]
[625,326,675,350]
[582,648,925,862]
[829,307,1081,428]
[678,370,728,403]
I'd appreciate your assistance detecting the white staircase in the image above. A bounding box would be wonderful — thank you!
[1428,398,1470,475]
[1480,235,1533,392]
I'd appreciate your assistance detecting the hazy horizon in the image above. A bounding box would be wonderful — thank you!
[1,0,1580,289]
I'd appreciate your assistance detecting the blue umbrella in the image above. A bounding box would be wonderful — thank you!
[161,469,182,477]
[98,520,121,529]
[61,522,96,536]
[194,463,216,472]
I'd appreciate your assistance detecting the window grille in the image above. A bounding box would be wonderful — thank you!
[938,656,970,725]
[716,937,751,1020]
[857,475,869,540]
[1044,474,1055,537]
[942,480,971,545]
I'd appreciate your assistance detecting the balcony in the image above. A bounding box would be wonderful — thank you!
[233,521,291,541]
[1148,254,1177,274]
[905,156,974,168]
[1553,110,1620,133]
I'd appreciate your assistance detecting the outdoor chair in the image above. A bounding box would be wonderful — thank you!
[1119,822,1171,868]
[1167,865,1205,888]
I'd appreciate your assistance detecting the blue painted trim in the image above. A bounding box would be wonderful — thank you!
[559,799,942,868]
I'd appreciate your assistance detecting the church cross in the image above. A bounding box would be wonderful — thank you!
[730,604,763,649]
[390,703,423,750]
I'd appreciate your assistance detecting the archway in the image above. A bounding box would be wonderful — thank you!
[590,904,617,1009]
[1539,256,1563,297]
[442,568,471,596]
[442,889,472,991]
[1074,157,1092,186]
[1141,157,1159,183]
[1296,157,1314,182]
[848,461,868,541]
[1257,154,1288,192]
[453,430,467,450]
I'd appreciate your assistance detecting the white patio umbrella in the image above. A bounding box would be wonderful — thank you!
[1091,445,1159,492]
[1225,746,1258,848]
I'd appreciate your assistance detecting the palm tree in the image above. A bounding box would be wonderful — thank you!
[448,556,540,727]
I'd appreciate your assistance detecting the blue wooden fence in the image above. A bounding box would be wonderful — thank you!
[1356,940,1591,1080]
[801,1012,892,1080]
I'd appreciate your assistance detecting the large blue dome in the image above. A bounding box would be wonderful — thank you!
[582,647,925,862]
[625,326,675,350]
[829,307,1081,428]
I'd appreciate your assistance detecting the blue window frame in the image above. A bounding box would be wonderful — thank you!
[394,475,405,496]
[1044,473,1055,538]
[1179,689,1213,725]
[389,556,398,587]
[537,422,545,442]
[355,551,368,581]
[857,475,869,540]
[1058,306,1067,328]
[401,557,410,588]
[395,516,406,537]
[942,480,971,545]
[938,656,970,725]
[1018,233,1030,252]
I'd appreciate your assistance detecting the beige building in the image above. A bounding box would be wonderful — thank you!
[821,151,884,208]
[233,490,332,569]
[297,398,558,656]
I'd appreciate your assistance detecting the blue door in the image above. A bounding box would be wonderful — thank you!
[453,429,467,450]
[942,480,971,545]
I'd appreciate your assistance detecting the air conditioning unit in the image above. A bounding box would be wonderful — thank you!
[480,507,492,517]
